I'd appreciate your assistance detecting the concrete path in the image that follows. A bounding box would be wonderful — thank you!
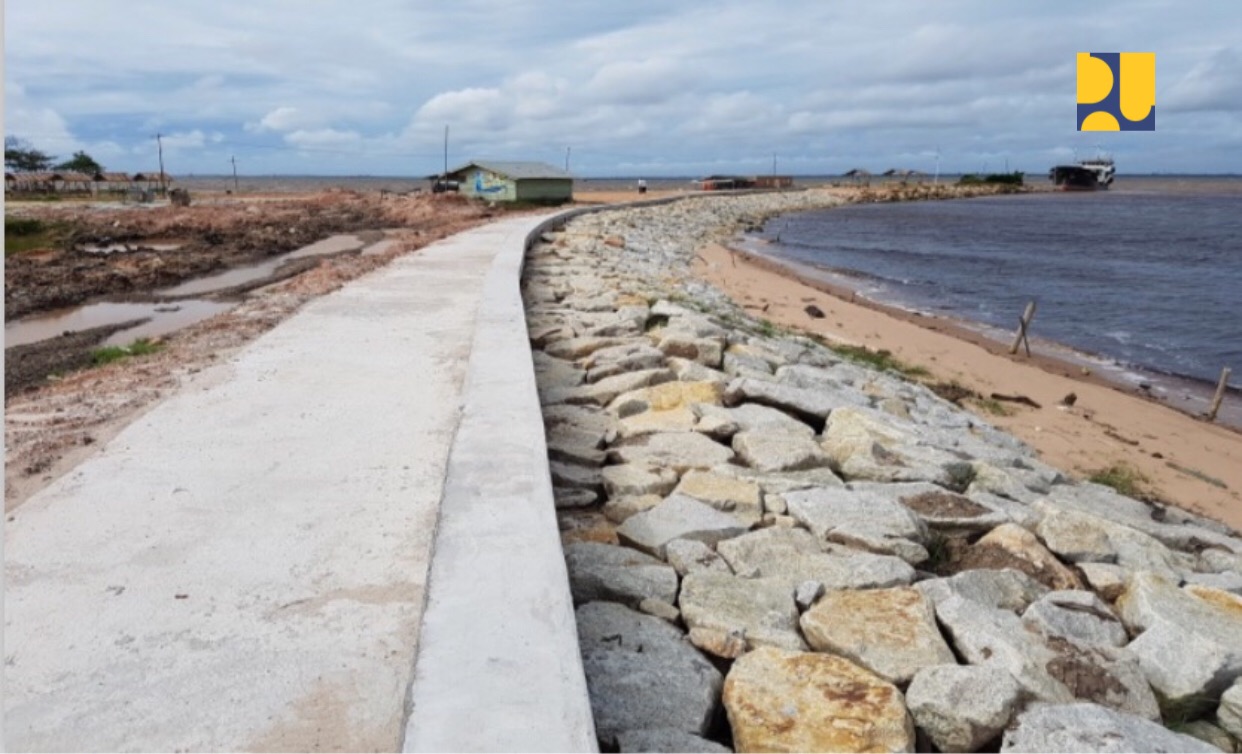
[4,212,594,751]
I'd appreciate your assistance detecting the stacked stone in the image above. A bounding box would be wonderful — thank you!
[522,192,1242,753]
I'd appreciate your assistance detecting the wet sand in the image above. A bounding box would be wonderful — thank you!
[694,242,1242,531]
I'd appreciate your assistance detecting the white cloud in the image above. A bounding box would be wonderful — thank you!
[5,1,1241,174]
[284,128,363,150]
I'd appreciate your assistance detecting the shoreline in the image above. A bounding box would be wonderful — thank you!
[693,240,1242,531]
[728,238,1242,431]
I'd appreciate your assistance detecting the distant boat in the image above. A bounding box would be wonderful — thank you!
[1049,155,1116,191]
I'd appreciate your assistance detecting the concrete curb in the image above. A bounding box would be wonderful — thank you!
[402,211,598,753]
[403,194,802,750]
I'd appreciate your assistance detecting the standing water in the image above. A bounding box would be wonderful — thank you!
[749,181,1242,423]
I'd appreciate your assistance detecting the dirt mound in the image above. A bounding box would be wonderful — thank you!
[4,192,490,319]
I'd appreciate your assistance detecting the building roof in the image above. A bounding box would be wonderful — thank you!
[57,171,95,182]
[95,172,132,182]
[448,160,573,180]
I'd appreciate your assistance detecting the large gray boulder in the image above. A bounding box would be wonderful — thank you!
[672,469,763,527]
[1218,681,1242,740]
[723,377,838,426]
[617,494,747,558]
[1023,590,1128,648]
[1116,572,1242,704]
[601,463,680,499]
[785,484,930,564]
[542,403,617,447]
[1000,703,1220,753]
[732,430,831,473]
[616,729,731,753]
[1035,502,1185,581]
[935,595,1160,719]
[693,402,816,438]
[664,538,732,577]
[818,405,965,485]
[582,342,667,382]
[577,602,723,748]
[917,568,1050,613]
[606,431,736,472]
[564,542,678,608]
[907,664,1023,753]
[544,335,633,360]
[678,571,806,652]
[716,526,914,591]
[774,364,871,408]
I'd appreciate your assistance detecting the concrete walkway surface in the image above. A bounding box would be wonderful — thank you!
[4,212,596,751]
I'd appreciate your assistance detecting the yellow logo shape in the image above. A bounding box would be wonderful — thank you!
[1077,52,1155,131]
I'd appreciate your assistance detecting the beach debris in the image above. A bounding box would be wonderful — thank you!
[1061,391,1078,406]
[990,392,1042,409]
[804,303,825,318]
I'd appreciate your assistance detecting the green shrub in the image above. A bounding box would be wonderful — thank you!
[91,338,162,365]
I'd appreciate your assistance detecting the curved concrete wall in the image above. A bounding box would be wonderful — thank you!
[402,212,598,753]
[403,194,798,751]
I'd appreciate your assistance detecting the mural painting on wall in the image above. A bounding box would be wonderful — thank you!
[474,171,506,195]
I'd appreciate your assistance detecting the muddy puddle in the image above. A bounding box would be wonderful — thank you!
[6,300,234,349]
[157,233,366,296]
[6,232,387,351]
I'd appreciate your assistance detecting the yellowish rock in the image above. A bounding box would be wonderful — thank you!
[974,523,1084,591]
[614,381,725,438]
[674,470,763,526]
[613,380,724,413]
[799,587,955,684]
[723,646,914,753]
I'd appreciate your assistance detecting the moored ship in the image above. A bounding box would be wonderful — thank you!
[1049,155,1115,191]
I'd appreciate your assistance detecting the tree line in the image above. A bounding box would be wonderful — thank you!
[5,136,103,174]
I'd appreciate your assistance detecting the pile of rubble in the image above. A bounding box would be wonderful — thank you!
[521,193,1242,753]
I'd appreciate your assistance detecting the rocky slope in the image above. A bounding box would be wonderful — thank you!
[521,190,1242,753]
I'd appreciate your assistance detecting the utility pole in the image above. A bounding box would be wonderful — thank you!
[772,152,777,176]
[443,125,449,181]
[231,155,239,193]
[156,133,167,195]
[565,146,572,173]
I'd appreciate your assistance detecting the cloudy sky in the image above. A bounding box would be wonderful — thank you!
[5,1,1241,177]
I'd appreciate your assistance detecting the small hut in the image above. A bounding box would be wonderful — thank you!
[441,160,572,203]
[56,171,95,193]
[132,172,172,193]
[93,171,133,195]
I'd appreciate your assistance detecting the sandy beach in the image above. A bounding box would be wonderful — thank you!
[693,241,1242,531]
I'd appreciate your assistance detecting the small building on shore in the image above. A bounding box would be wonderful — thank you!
[93,171,134,194]
[440,160,573,204]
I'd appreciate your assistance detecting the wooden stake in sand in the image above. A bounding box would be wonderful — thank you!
[1207,366,1232,422]
[1010,301,1037,356]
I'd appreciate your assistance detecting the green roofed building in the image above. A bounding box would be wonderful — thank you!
[443,160,574,204]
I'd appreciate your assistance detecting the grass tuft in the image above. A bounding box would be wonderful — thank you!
[829,343,928,377]
[1088,463,1149,499]
[5,217,68,255]
[90,338,163,366]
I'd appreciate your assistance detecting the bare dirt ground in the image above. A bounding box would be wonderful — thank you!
[5,191,507,511]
